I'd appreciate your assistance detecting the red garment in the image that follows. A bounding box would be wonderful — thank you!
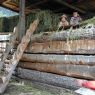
[82,81,95,90]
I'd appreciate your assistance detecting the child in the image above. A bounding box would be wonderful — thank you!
[70,12,82,29]
[58,14,70,30]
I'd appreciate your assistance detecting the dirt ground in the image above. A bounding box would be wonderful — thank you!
[2,78,76,95]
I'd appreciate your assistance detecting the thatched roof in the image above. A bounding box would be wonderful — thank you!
[0,0,95,14]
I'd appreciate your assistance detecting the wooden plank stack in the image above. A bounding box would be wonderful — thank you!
[19,25,95,79]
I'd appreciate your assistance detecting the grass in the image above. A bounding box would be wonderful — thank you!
[2,78,75,95]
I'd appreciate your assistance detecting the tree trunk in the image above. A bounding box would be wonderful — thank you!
[26,40,95,54]
[30,30,95,43]
[18,62,95,79]
[21,54,95,65]
[17,68,86,90]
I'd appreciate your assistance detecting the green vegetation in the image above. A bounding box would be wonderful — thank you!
[3,79,75,95]
[0,17,9,32]
[81,16,95,26]
[26,10,60,33]
[0,16,18,32]
[8,16,19,32]
[3,82,54,95]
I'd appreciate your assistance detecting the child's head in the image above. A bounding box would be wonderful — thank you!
[61,14,67,21]
[73,12,79,17]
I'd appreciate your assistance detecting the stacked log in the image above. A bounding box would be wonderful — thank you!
[26,40,95,54]
[21,54,95,66]
[30,28,95,43]
[25,28,95,54]
[18,29,95,80]
[20,54,95,79]
[17,68,86,90]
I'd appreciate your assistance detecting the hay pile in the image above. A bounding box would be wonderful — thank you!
[26,10,60,33]
[1,10,95,33]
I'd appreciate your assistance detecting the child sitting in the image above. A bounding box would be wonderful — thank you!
[58,14,70,30]
[70,12,82,29]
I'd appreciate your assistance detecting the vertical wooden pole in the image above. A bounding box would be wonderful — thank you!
[18,0,25,41]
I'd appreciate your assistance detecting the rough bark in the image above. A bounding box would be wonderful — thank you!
[18,0,25,41]
[18,62,95,79]
[26,40,95,54]
[21,54,95,65]
[30,29,95,43]
[17,68,87,90]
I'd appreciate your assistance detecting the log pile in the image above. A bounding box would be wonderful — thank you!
[20,54,95,79]
[18,26,95,82]
[25,26,95,54]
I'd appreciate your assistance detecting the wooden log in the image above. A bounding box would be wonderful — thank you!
[18,62,95,79]
[21,54,95,65]
[17,68,86,90]
[30,29,95,43]
[26,40,95,54]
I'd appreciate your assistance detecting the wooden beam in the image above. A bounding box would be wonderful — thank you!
[2,2,19,11]
[0,0,5,4]
[3,0,18,7]
[18,0,25,41]
[1,0,41,14]
[26,0,48,9]
[2,2,31,14]
[54,7,66,13]
[55,0,86,13]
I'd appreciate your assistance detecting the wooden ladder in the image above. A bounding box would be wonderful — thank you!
[0,19,39,94]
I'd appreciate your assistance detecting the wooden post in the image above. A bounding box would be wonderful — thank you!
[18,0,25,41]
